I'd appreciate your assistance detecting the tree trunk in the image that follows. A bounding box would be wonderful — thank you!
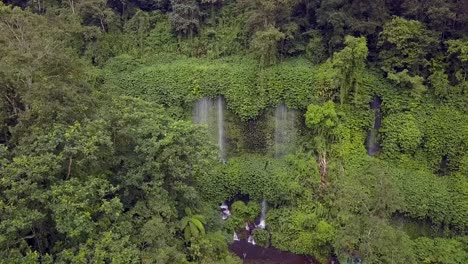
[100,16,106,32]
[69,0,75,15]
[318,152,328,187]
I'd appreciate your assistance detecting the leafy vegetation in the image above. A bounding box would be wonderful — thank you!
[1,0,467,263]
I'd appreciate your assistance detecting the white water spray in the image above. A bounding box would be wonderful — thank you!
[257,199,267,229]
[247,235,256,245]
[217,96,225,162]
[220,202,230,220]
[193,96,226,161]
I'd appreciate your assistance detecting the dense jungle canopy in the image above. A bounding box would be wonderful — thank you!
[0,0,467,263]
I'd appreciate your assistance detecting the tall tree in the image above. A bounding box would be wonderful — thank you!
[305,101,341,186]
[169,0,200,38]
[250,25,285,66]
[332,36,368,104]
[378,17,437,94]
[379,17,437,76]
[0,4,92,144]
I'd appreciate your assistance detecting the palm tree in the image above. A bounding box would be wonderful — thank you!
[180,207,206,241]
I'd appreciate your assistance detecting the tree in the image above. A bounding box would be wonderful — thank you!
[239,0,299,63]
[333,160,408,263]
[250,26,285,66]
[315,0,350,54]
[77,0,117,32]
[380,112,422,158]
[305,101,341,186]
[238,0,298,30]
[428,61,451,99]
[180,207,206,241]
[305,31,327,64]
[124,10,154,54]
[332,36,368,104]
[169,0,200,38]
[414,237,468,264]
[446,39,468,84]
[0,5,92,143]
[378,17,437,91]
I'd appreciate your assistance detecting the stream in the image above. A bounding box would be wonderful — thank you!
[229,240,319,264]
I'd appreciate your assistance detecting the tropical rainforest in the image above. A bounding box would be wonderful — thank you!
[0,0,468,263]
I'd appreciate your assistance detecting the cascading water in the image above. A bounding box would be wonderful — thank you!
[274,102,296,157]
[193,96,226,161]
[247,235,256,245]
[193,97,209,124]
[217,96,225,162]
[366,96,382,156]
[256,199,267,229]
[220,202,231,220]
[233,232,239,241]
[194,97,229,221]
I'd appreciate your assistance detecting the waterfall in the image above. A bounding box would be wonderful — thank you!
[366,96,382,156]
[217,96,225,162]
[193,97,209,124]
[233,232,239,241]
[247,235,256,245]
[257,199,267,229]
[220,202,230,220]
[274,102,296,157]
[193,96,226,161]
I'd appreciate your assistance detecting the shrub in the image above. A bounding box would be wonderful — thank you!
[252,229,270,247]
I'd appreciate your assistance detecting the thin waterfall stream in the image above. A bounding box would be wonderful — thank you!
[217,96,225,162]
[274,102,296,157]
[256,199,267,229]
[193,96,226,161]
[366,96,382,156]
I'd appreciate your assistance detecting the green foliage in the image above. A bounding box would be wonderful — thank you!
[187,232,242,264]
[50,178,121,240]
[381,112,423,157]
[231,201,261,222]
[305,101,339,139]
[0,5,92,136]
[336,216,415,264]
[266,207,335,262]
[448,174,468,229]
[332,36,369,104]
[200,154,319,206]
[378,17,437,77]
[250,26,285,66]
[305,31,327,64]
[413,237,468,264]
[169,0,200,38]
[415,106,468,172]
[335,158,404,219]
[252,229,270,247]
[224,201,261,232]
[447,39,468,83]
[387,70,427,97]
[2,1,468,263]
[103,57,331,119]
[258,59,321,108]
[429,66,451,99]
[400,169,447,222]
[180,208,206,241]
